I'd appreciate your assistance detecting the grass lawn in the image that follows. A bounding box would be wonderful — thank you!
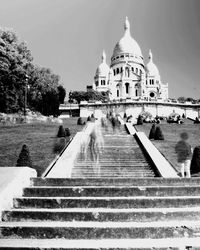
[135,119,200,173]
[0,117,85,176]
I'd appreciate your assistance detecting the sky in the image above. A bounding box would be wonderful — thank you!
[0,0,200,99]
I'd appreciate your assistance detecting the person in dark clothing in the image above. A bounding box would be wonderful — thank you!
[175,132,192,178]
[190,146,200,176]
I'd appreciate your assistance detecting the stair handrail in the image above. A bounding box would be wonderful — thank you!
[42,136,74,178]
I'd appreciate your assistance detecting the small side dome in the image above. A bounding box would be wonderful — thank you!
[95,51,110,76]
[146,50,160,77]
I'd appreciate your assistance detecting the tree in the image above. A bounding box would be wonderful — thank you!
[57,125,66,138]
[177,97,186,103]
[16,144,32,167]
[0,28,33,113]
[65,128,71,137]
[0,28,62,116]
[149,124,156,140]
[190,146,200,175]
[154,126,164,140]
[53,138,66,155]
[77,117,85,125]
[137,115,143,125]
[69,90,109,104]
[186,97,194,102]
[57,85,66,104]
[27,66,61,116]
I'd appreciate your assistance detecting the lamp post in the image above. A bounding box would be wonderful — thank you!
[24,74,29,122]
[69,90,72,117]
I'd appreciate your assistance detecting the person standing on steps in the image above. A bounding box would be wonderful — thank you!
[89,121,104,176]
[175,132,192,178]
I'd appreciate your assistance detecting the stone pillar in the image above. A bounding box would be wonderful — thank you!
[121,83,125,98]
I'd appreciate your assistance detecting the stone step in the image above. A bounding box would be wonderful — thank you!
[22,186,200,197]
[75,157,148,162]
[31,177,200,187]
[71,170,154,176]
[1,220,200,239]
[4,207,200,222]
[72,167,152,172]
[74,161,150,165]
[13,196,200,209]
[71,170,154,175]
[23,186,170,197]
[0,238,199,249]
[71,173,155,178]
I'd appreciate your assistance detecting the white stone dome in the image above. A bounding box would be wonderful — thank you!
[146,50,160,77]
[96,51,110,76]
[112,17,142,58]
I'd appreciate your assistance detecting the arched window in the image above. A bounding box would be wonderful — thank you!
[95,81,99,87]
[113,69,115,75]
[125,67,130,77]
[121,67,123,73]
[125,82,129,94]
[152,79,154,85]
[135,89,138,96]
[116,68,119,74]
[136,68,138,74]
[132,67,134,72]
[117,89,119,97]
[101,80,105,85]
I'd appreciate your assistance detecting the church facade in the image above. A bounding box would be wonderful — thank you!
[93,17,168,101]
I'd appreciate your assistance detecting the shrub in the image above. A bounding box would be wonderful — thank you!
[182,113,185,118]
[154,126,164,140]
[87,116,92,122]
[149,124,156,140]
[91,114,95,119]
[124,113,127,119]
[53,138,66,155]
[140,111,152,119]
[191,146,200,175]
[65,128,71,137]
[77,117,84,125]
[137,115,143,125]
[57,125,66,137]
[16,144,32,167]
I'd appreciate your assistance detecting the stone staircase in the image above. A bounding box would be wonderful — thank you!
[1,178,200,249]
[72,124,156,178]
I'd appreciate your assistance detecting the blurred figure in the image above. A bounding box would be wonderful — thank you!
[89,122,104,175]
[175,132,192,178]
[101,117,108,132]
[110,114,121,133]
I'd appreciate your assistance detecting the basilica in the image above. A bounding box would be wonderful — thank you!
[93,17,168,101]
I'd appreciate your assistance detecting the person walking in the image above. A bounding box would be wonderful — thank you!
[175,132,192,178]
[89,121,104,176]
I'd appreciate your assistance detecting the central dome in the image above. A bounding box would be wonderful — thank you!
[112,17,142,58]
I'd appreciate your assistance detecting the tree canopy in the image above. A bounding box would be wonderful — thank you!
[69,90,109,104]
[0,28,66,116]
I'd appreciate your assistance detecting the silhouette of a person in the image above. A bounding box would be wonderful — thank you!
[175,132,192,178]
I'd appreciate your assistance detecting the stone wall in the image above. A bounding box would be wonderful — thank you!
[79,101,200,119]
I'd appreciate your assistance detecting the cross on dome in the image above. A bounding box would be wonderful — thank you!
[124,16,130,35]
[102,50,106,63]
[149,49,153,61]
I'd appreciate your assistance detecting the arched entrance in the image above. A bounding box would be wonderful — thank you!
[125,82,129,94]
